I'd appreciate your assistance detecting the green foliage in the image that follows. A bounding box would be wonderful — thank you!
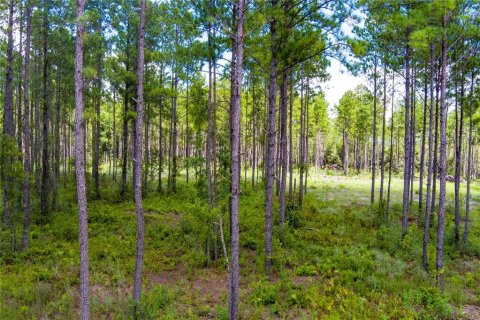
[403,287,453,319]
[249,278,279,306]
[296,264,318,277]
[1,174,479,319]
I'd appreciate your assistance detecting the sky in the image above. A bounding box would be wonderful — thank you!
[323,58,363,108]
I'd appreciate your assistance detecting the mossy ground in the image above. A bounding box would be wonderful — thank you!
[1,171,479,319]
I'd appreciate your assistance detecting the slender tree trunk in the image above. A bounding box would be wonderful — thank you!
[464,69,475,248]
[144,103,150,192]
[288,73,293,200]
[185,78,190,184]
[93,21,102,199]
[213,58,219,206]
[74,1,90,317]
[410,74,416,205]
[431,71,440,214]
[206,26,213,206]
[419,68,428,219]
[132,0,146,313]
[113,91,117,181]
[423,46,435,271]
[251,78,256,188]
[343,130,349,176]
[2,0,15,224]
[157,71,163,192]
[386,72,395,222]
[121,24,131,199]
[379,62,387,206]
[279,69,288,226]
[371,58,378,205]
[299,72,305,205]
[17,6,23,156]
[40,1,51,218]
[228,1,245,318]
[52,74,61,210]
[264,0,277,276]
[171,62,178,193]
[402,41,411,237]
[436,18,447,291]
[454,68,465,244]
[304,82,309,195]
[22,2,32,249]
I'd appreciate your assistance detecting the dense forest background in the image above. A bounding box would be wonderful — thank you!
[1,0,479,319]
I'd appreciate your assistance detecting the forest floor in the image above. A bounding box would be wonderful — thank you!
[1,171,480,319]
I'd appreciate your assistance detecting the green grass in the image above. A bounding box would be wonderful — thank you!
[1,171,479,319]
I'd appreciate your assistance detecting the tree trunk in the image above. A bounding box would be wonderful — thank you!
[431,73,440,214]
[419,68,428,219]
[423,46,435,271]
[2,0,15,224]
[402,41,411,237]
[371,58,378,205]
[206,25,213,206]
[299,72,305,206]
[379,62,387,206]
[288,73,294,200]
[74,1,90,317]
[132,0,146,313]
[93,21,102,199]
[113,91,117,181]
[121,21,131,200]
[264,0,277,276]
[436,19,447,291]
[228,1,245,318]
[279,68,288,226]
[171,62,178,193]
[40,1,51,218]
[386,72,395,222]
[22,2,32,249]
[454,67,465,244]
[464,69,475,248]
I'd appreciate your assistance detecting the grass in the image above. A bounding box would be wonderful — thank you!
[1,170,479,319]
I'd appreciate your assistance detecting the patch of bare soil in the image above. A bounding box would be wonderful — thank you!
[462,305,480,320]
[148,263,227,307]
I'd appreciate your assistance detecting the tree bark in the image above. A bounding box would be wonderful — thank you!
[132,0,146,313]
[419,67,428,218]
[228,1,245,318]
[288,73,294,200]
[371,58,378,205]
[454,66,465,244]
[386,72,395,222]
[22,1,32,249]
[2,0,15,223]
[464,69,475,248]
[93,21,103,199]
[423,46,435,271]
[402,41,411,237]
[74,0,90,317]
[120,19,131,200]
[436,17,447,291]
[264,0,277,276]
[431,71,440,214]
[279,68,288,226]
[379,62,387,206]
[40,0,51,218]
